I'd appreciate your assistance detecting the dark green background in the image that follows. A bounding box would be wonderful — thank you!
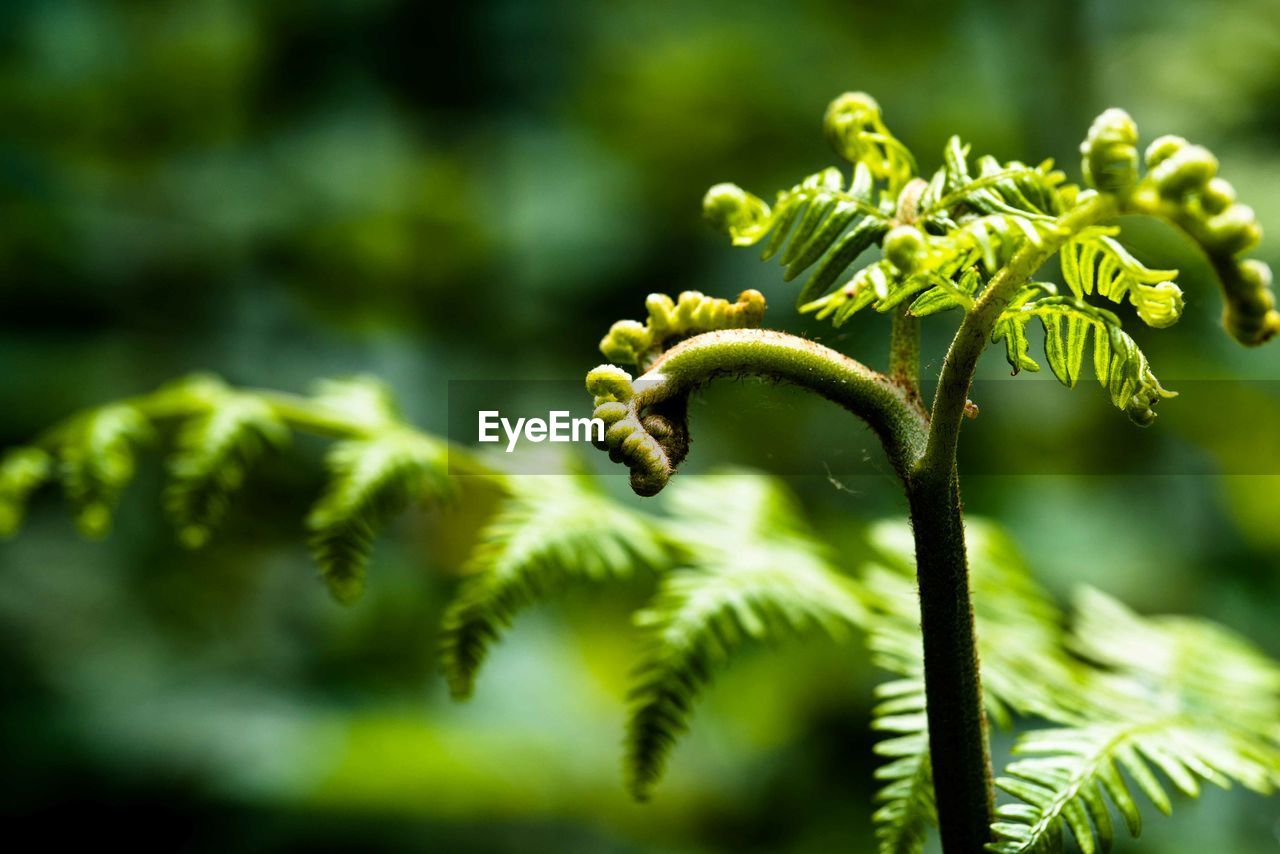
[1,0,1278,850]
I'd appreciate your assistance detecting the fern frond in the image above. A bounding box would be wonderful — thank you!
[704,165,891,308]
[1062,228,1184,328]
[625,472,867,799]
[990,587,1280,854]
[807,212,1060,326]
[164,380,290,548]
[307,429,453,604]
[57,404,155,537]
[920,137,1067,226]
[309,375,403,431]
[439,472,666,700]
[0,447,53,537]
[993,289,1176,425]
[870,678,935,854]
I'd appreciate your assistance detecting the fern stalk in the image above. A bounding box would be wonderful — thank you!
[900,192,1118,853]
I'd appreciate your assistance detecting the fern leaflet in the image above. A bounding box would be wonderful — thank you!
[990,587,1280,854]
[0,447,53,537]
[625,472,867,799]
[164,379,290,548]
[438,472,666,699]
[993,288,1175,425]
[57,404,155,537]
[307,429,452,604]
[1061,228,1184,328]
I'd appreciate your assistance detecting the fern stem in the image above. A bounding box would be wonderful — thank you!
[922,192,1116,474]
[640,328,928,478]
[909,192,1117,853]
[906,466,994,854]
[888,304,921,401]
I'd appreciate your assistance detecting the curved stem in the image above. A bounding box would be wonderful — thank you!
[922,192,1116,474]
[639,328,928,479]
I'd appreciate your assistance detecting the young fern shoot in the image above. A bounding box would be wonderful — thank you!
[586,93,1276,853]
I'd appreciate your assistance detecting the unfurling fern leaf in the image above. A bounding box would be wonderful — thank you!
[598,289,766,369]
[990,587,1280,854]
[57,404,154,537]
[703,164,890,309]
[1061,228,1183,328]
[439,472,666,700]
[808,213,1059,326]
[165,383,290,548]
[625,472,867,800]
[0,447,53,537]
[307,429,452,604]
[993,288,1175,425]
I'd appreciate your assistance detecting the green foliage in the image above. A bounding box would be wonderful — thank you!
[992,287,1175,425]
[307,430,452,604]
[698,93,1277,438]
[1060,228,1182,328]
[0,447,53,537]
[990,588,1280,854]
[0,374,455,604]
[438,472,666,699]
[702,160,890,309]
[164,376,290,549]
[859,522,1280,854]
[703,105,1073,325]
[625,473,866,798]
[58,403,155,538]
[599,289,766,369]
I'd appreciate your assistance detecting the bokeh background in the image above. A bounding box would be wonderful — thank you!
[2,0,1279,850]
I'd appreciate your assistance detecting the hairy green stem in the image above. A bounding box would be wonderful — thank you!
[910,192,1116,853]
[640,328,928,478]
[888,303,921,400]
[923,193,1116,473]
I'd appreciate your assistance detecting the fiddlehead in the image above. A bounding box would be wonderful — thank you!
[588,293,929,496]
[599,289,766,371]
[586,364,689,498]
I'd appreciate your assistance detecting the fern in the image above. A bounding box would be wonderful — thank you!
[57,403,155,537]
[438,472,667,699]
[0,447,53,537]
[1061,228,1184,328]
[869,677,935,854]
[704,164,892,309]
[990,587,1280,854]
[1,373,468,602]
[625,472,867,799]
[861,519,1081,854]
[164,377,291,548]
[993,287,1175,425]
[307,430,453,604]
